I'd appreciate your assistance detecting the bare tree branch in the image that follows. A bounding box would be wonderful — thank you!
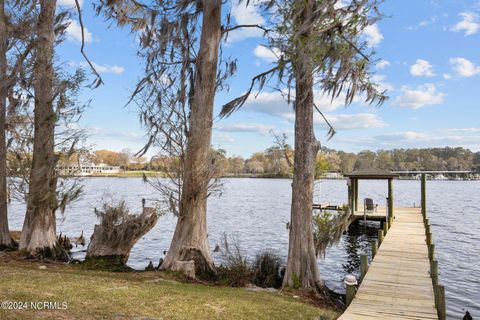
[222,24,271,33]
[313,103,336,140]
[74,0,103,88]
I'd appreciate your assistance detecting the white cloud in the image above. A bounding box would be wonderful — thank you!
[283,111,386,130]
[442,73,452,80]
[372,129,480,150]
[70,60,124,74]
[410,59,435,77]
[243,90,348,118]
[320,113,387,130]
[214,123,274,135]
[213,133,235,144]
[57,0,83,7]
[451,12,480,36]
[393,84,445,109]
[443,128,480,133]
[375,60,390,70]
[336,128,480,151]
[419,15,439,27]
[371,74,394,92]
[228,1,264,42]
[449,57,480,77]
[375,131,429,141]
[407,15,439,30]
[363,24,383,47]
[65,19,92,43]
[240,90,385,130]
[253,46,281,63]
[91,62,125,74]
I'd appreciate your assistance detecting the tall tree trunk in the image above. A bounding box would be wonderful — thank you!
[160,0,221,279]
[0,0,15,250]
[19,0,66,260]
[282,0,323,291]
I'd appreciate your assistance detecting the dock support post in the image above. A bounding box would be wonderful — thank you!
[371,240,378,258]
[425,218,430,235]
[426,232,432,245]
[429,244,435,260]
[348,181,353,214]
[344,275,358,307]
[388,178,393,223]
[383,220,388,235]
[430,259,438,286]
[354,179,358,212]
[378,229,384,245]
[360,255,369,282]
[421,174,427,218]
[434,285,446,320]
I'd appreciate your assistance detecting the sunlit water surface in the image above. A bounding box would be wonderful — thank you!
[7,178,479,319]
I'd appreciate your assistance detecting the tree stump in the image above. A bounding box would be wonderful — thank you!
[86,202,158,269]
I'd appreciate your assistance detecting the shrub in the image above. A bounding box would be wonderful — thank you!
[252,251,284,289]
[217,233,253,287]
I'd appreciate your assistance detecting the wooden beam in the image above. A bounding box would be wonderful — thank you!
[348,180,353,214]
[371,240,378,258]
[434,285,446,320]
[388,178,393,221]
[421,174,427,218]
[360,255,369,282]
[353,179,358,211]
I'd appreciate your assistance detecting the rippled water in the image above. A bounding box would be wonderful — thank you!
[7,178,479,319]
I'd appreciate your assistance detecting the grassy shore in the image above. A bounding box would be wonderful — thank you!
[0,255,339,320]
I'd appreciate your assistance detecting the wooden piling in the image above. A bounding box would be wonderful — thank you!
[426,232,432,245]
[388,178,393,222]
[360,255,368,282]
[371,240,378,258]
[354,179,358,212]
[383,220,388,235]
[346,284,356,307]
[378,229,384,245]
[434,285,446,320]
[430,259,438,286]
[348,183,353,214]
[429,244,435,260]
[421,174,427,217]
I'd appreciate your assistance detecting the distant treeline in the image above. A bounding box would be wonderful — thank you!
[87,146,480,177]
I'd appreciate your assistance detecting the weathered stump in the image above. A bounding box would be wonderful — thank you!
[86,202,158,270]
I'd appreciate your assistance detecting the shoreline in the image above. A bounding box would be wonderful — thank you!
[55,171,480,181]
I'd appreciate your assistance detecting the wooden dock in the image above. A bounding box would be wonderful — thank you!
[339,207,442,320]
[352,206,390,222]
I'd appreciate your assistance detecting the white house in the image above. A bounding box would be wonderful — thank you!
[59,162,120,176]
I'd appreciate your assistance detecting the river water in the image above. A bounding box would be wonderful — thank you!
[7,178,479,319]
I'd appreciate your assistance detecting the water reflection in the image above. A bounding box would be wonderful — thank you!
[341,220,379,277]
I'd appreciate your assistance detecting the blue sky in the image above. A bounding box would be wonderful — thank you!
[57,0,480,158]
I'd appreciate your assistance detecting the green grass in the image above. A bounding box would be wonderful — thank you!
[0,258,339,320]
